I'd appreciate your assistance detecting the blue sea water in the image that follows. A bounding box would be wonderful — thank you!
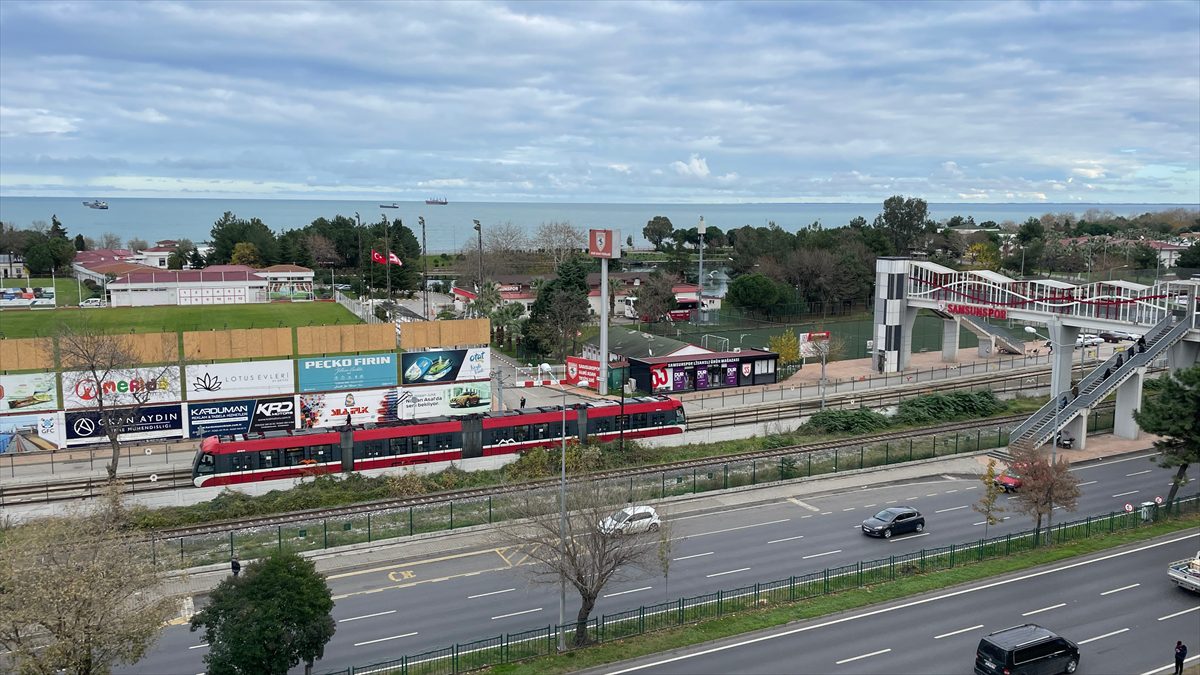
[0,196,1193,254]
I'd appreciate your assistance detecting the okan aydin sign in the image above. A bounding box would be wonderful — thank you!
[297,353,397,393]
[61,366,182,409]
[400,348,490,385]
[187,360,295,401]
[64,403,185,446]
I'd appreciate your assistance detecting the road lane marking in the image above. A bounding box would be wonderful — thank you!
[836,648,891,664]
[188,643,208,650]
[821,511,833,515]
[1140,655,1200,675]
[935,505,969,513]
[1100,583,1140,595]
[1022,603,1066,616]
[964,485,978,490]
[327,548,498,580]
[1077,628,1129,645]
[1126,470,1151,477]
[892,532,930,542]
[1079,481,1098,487]
[354,632,418,647]
[604,533,1199,675]
[802,549,841,559]
[340,610,397,623]
[491,608,542,620]
[673,552,714,561]
[468,588,515,599]
[934,624,983,639]
[946,490,958,494]
[767,535,805,544]
[925,493,939,497]
[604,586,652,598]
[863,503,877,508]
[674,502,777,521]
[1078,453,1154,469]
[685,519,791,539]
[801,514,813,519]
[788,498,820,512]
[842,507,856,511]
[706,567,751,578]
[1113,490,1139,498]
[1158,606,1200,621]
[885,500,898,504]
[973,517,1011,526]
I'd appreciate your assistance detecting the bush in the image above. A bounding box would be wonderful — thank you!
[893,391,1006,426]
[805,408,890,434]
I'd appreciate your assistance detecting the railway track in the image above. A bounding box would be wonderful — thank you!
[0,468,194,506]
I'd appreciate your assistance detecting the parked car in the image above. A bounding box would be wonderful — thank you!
[994,468,1023,492]
[1076,334,1104,347]
[80,298,105,308]
[599,505,661,535]
[861,507,924,538]
[1098,330,1139,343]
[975,623,1079,675]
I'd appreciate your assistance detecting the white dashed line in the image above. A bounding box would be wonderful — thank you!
[1158,606,1200,621]
[836,648,891,664]
[706,567,751,578]
[1022,603,1066,616]
[491,608,542,621]
[354,632,419,646]
[688,519,791,539]
[935,505,968,513]
[1126,470,1151,477]
[934,624,984,639]
[842,507,856,512]
[892,532,930,542]
[673,552,714,561]
[788,498,821,512]
[468,588,515,599]
[802,549,842,559]
[1100,583,1140,596]
[604,586,652,598]
[1077,628,1129,645]
[188,644,209,650]
[340,610,398,622]
[1079,481,1098,487]
[767,535,805,544]
[1113,490,1139,498]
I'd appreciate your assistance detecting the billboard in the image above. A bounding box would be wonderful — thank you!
[400,348,490,385]
[0,413,61,453]
[298,388,400,429]
[0,372,59,413]
[187,360,295,401]
[397,382,492,420]
[62,366,182,409]
[297,353,397,393]
[64,403,185,446]
[588,229,620,259]
[188,396,297,437]
[564,356,600,389]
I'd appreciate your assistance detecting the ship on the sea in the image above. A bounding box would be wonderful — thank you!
[425,197,448,205]
[83,200,108,210]
[379,203,400,209]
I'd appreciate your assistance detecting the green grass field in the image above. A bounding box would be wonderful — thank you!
[1,277,98,307]
[0,301,362,338]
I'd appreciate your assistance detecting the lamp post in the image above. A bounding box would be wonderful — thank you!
[1024,325,1070,462]
[420,216,429,319]
[540,362,568,651]
[473,219,484,295]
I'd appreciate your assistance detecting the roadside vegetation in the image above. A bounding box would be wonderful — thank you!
[0,302,360,338]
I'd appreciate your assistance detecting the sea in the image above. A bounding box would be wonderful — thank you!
[0,196,1194,254]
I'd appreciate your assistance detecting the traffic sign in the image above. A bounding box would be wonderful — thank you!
[144,448,153,456]
[1155,496,1163,504]
[149,474,158,483]
[1124,503,1134,513]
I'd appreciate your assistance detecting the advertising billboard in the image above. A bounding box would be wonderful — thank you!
[188,396,297,437]
[400,348,490,385]
[62,366,182,409]
[564,357,600,389]
[0,372,59,413]
[64,403,186,446]
[186,360,295,401]
[297,353,397,393]
[297,388,400,429]
[397,382,492,420]
[0,413,61,453]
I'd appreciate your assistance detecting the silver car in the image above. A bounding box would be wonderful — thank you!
[600,506,661,534]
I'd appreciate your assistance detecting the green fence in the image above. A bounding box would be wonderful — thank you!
[319,493,1200,675]
[150,411,1119,569]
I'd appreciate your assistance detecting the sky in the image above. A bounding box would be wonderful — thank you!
[0,0,1198,204]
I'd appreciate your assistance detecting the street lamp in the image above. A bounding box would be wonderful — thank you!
[473,219,484,294]
[540,362,568,651]
[1024,325,1071,462]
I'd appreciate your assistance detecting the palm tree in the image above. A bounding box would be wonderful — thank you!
[491,301,525,348]
[469,281,502,319]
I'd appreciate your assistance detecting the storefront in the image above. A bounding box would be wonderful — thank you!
[628,349,778,395]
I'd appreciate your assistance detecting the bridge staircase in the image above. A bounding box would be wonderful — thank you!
[928,307,1026,355]
[1000,314,1191,459]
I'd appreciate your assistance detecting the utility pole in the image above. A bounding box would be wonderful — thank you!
[384,213,391,310]
[473,219,484,294]
[696,216,705,324]
[420,216,429,320]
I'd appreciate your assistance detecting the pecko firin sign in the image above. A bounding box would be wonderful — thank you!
[297,353,397,393]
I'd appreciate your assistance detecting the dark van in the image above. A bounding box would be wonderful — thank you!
[975,624,1079,675]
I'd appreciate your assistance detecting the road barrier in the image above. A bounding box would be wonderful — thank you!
[318,493,1200,675]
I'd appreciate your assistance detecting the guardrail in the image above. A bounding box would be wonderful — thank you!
[143,410,1118,570]
[319,493,1200,675]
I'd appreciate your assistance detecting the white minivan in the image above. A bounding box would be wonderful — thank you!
[80,298,105,308]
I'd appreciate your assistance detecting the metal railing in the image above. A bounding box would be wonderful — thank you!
[320,493,1200,675]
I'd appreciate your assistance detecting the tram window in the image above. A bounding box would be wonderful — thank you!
[363,440,386,458]
[197,453,216,474]
[390,437,409,455]
[435,434,453,450]
[230,453,253,472]
[534,423,550,439]
[593,418,611,434]
[411,435,429,453]
[650,412,666,426]
[259,450,280,469]
[513,425,529,442]
[675,407,687,424]
[633,413,648,428]
[284,448,305,466]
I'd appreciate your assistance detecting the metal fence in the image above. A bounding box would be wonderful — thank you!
[146,411,1118,570]
[319,493,1200,675]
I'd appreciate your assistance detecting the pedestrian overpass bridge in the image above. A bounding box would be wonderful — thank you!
[873,258,1199,453]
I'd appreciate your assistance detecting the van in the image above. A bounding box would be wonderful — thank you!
[975,624,1079,675]
[80,298,105,308]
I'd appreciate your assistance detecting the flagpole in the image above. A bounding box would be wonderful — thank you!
[385,214,391,307]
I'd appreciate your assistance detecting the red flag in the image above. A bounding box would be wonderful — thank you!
[370,249,386,265]
[388,251,403,266]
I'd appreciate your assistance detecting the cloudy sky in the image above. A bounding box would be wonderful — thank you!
[1,0,1197,203]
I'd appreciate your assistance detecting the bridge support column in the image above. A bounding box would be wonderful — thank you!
[873,257,912,373]
[1167,340,1199,375]
[941,318,959,363]
[1048,320,1079,402]
[1065,410,1088,452]
[898,307,918,370]
[1113,367,1145,440]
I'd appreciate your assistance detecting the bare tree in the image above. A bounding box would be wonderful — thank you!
[972,458,1006,538]
[0,492,175,674]
[472,221,534,277]
[98,232,123,249]
[57,322,179,480]
[126,237,149,252]
[497,482,665,647]
[534,221,585,269]
[807,335,845,409]
[1008,446,1081,545]
[632,271,677,324]
[305,233,343,267]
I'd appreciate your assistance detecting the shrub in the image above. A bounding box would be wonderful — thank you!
[805,408,890,434]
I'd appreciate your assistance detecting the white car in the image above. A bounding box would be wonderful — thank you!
[1076,335,1104,348]
[80,298,105,308]
[599,505,661,535]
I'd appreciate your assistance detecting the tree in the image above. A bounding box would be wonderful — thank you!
[189,248,206,269]
[633,271,676,323]
[726,273,783,314]
[470,281,503,319]
[643,216,674,251]
[73,233,87,251]
[1016,217,1045,245]
[230,242,263,267]
[190,550,335,675]
[768,330,800,366]
[57,322,178,480]
[126,237,149,252]
[1133,365,1200,503]
[808,335,845,409]
[496,481,665,646]
[534,221,585,269]
[491,301,525,348]
[208,212,278,265]
[98,232,123,249]
[0,495,174,674]
[872,195,929,254]
[1008,445,1080,544]
[1176,242,1200,269]
[966,242,1001,269]
[476,221,533,277]
[305,233,342,267]
[1129,243,1158,271]
[48,214,68,241]
[168,240,197,270]
[973,458,1006,538]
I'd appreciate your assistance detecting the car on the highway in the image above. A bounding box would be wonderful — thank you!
[600,505,661,535]
[861,506,924,538]
[975,623,1079,675]
[994,468,1023,492]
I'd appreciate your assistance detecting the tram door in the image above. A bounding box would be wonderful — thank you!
[461,416,483,459]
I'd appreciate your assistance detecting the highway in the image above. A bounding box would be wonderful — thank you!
[599,534,1200,675]
[119,452,1196,674]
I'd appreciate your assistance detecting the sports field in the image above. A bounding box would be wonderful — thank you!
[0,301,361,338]
[1,277,98,308]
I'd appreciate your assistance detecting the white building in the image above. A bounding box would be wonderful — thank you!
[106,264,314,307]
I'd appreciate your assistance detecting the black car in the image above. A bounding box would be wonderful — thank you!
[975,623,1079,675]
[861,507,925,538]
[1097,330,1137,343]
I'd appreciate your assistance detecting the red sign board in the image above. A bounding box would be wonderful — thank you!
[946,303,1007,320]
[806,331,831,341]
[588,229,620,259]
[565,356,601,389]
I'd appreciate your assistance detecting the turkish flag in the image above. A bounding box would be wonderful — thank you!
[370,249,386,265]
[388,251,403,266]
